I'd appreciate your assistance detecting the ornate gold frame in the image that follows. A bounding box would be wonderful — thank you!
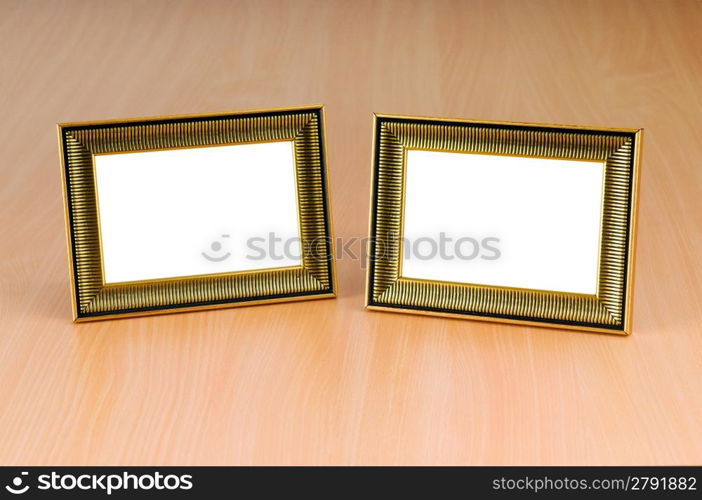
[366,114,642,334]
[59,106,336,322]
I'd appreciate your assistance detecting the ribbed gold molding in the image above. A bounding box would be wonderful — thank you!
[59,107,335,320]
[367,115,641,333]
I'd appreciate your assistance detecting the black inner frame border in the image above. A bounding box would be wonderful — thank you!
[367,116,636,331]
[62,107,335,319]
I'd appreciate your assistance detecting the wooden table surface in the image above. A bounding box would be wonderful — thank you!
[1,0,701,465]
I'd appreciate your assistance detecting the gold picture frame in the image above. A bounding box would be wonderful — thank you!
[366,114,642,334]
[59,105,336,322]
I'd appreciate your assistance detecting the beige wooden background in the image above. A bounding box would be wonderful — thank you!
[1,0,700,465]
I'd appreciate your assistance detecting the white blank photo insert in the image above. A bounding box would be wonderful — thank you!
[94,141,301,284]
[401,150,605,295]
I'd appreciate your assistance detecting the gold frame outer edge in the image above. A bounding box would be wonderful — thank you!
[365,113,642,335]
[58,105,336,322]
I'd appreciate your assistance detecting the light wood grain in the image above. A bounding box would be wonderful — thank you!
[1,0,701,465]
